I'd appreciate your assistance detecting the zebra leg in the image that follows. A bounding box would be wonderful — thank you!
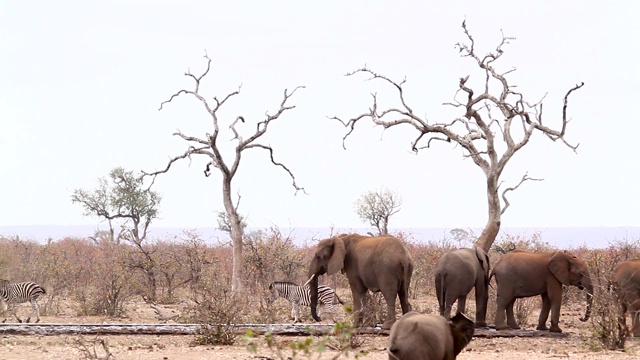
[317,304,325,320]
[29,299,40,323]
[292,303,300,323]
[0,301,6,323]
[35,301,41,323]
[324,303,338,322]
[13,307,23,323]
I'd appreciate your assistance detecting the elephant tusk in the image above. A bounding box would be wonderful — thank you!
[303,274,315,287]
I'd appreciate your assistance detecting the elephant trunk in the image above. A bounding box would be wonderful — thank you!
[579,283,594,322]
[309,274,321,322]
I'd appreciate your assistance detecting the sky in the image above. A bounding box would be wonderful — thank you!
[1,1,638,236]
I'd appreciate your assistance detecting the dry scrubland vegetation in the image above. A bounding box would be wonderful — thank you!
[2,229,640,359]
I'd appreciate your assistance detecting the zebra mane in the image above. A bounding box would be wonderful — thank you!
[271,281,300,287]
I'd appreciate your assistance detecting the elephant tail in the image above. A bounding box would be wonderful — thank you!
[335,292,345,305]
[488,269,496,290]
[402,260,413,303]
[436,272,447,316]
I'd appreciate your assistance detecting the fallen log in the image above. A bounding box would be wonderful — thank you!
[473,327,569,338]
[0,323,568,338]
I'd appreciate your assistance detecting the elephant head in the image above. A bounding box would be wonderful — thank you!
[387,312,474,360]
[449,312,475,356]
[549,251,593,322]
[306,235,346,321]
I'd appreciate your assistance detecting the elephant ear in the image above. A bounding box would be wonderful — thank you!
[450,312,475,356]
[549,251,571,285]
[327,235,346,276]
[474,246,490,276]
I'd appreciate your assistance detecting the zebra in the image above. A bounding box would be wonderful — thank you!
[0,279,47,323]
[268,281,344,323]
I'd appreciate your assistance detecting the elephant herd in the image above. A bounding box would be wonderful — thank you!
[305,233,640,360]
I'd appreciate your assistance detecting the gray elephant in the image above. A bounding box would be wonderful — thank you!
[305,233,413,330]
[387,311,474,360]
[491,250,593,332]
[434,246,490,327]
[611,258,640,337]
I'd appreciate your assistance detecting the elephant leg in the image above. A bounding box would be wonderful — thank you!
[441,289,460,319]
[495,294,511,330]
[442,302,453,319]
[456,296,467,315]
[549,289,563,333]
[617,302,629,336]
[381,290,398,330]
[474,282,488,327]
[349,281,369,327]
[361,292,377,327]
[631,309,640,337]
[537,294,551,331]
[506,299,520,329]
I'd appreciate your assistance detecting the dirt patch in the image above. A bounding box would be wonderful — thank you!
[0,297,638,359]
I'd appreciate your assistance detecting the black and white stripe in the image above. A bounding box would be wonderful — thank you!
[268,281,344,322]
[0,279,46,323]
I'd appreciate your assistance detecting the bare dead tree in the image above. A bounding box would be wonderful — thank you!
[331,21,584,252]
[143,54,305,291]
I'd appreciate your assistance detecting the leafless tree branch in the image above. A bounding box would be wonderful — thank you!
[500,172,544,215]
[142,145,210,183]
[244,143,307,195]
[144,54,304,195]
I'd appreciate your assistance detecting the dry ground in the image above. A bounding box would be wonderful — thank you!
[1,295,639,360]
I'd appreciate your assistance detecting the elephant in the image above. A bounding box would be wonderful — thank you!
[611,258,640,337]
[434,246,490,327]
[491,250,593,333]
[305,233,413,330]
[387,311,474,360]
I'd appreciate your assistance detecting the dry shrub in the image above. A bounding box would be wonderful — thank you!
[583,241,640,350]
[243,228,308,289]
[359,292,385,326]
[152,231,219,304]
[588,285,627,351]
[490,232,557,267]
[403,235,453,300]
[75,240,135,317]
[69,337,114,360]
[515,297,538,327]
[187,276,249,345]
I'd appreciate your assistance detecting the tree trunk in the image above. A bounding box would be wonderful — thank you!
[381,216,389,235]
[223,180,244,292]
[475,176,501,253]
[148,270,157,302]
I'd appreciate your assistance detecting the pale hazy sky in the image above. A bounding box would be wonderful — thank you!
[1,1,637,232]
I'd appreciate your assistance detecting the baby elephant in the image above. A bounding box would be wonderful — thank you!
[387,312,474,360]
